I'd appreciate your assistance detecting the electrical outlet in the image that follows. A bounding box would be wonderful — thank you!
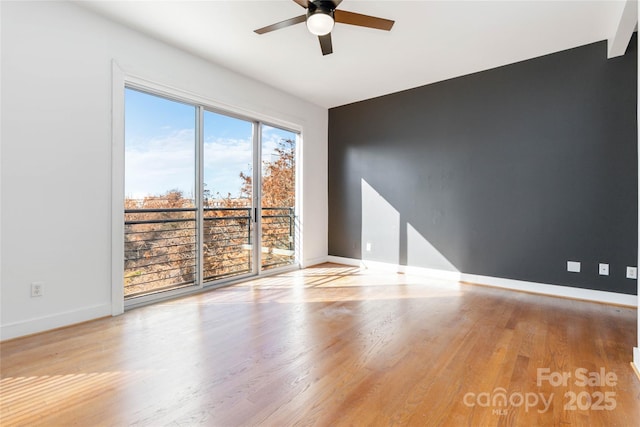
[567,261,581,273]
[366,242,372,252]
[31,282,44,297]
[598,263,609,276]
[626,267,637,279]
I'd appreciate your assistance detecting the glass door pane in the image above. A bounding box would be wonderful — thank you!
[261,125,297,270]
[202,111,255,282]
[124,88,197,299]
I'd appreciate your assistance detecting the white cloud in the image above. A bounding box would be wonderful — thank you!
[125,129,195,199]
[203,137,253,197]
[125,127,297,200]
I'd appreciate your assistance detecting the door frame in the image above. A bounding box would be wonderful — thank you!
[111,63,302,314]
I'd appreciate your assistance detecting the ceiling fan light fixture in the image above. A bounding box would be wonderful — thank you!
[306,8,334,36]
[254,0,396,56]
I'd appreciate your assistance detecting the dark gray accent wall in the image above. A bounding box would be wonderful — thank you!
[328,36,638,295]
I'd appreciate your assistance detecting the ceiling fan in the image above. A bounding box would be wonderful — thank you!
[254,0,395,56]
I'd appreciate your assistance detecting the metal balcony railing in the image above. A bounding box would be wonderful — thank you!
[124,208,197,298]
[261,207,295,270]
[202,207,252,282]
[124,206,295,298]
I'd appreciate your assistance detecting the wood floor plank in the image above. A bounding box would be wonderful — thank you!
[1,263,639,426]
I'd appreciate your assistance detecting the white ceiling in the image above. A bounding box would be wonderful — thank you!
[79,0,630,108]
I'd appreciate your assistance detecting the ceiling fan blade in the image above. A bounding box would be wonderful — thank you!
[254,15,306,34]
[292,0,309,8]
[319,33,333,56]
[334,10,395,31]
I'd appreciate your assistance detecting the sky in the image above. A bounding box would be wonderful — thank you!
[125,88,296,201]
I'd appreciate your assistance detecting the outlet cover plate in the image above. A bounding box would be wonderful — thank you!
[31,282,44,297]
[598,263,609,276]
[626,267,637,279]
[567,261,581,273]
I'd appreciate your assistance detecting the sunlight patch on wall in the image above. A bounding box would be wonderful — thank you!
[361,179,400,264]
[407,223,459,272]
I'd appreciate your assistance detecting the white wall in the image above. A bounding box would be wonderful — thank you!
[0,1,328,340]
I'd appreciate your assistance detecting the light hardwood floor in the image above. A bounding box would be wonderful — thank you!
[1,263,639,426]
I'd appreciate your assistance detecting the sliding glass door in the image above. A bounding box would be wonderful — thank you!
[261,126,297,271]
[202,110,255,282]
[123,86,298,303]
[123,89,198,298]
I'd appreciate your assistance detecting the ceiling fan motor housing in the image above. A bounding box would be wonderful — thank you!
[254,0,394,55]
[307,1,335,21]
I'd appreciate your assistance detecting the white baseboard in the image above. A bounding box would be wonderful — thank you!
[327,256,637,307]
[633,348,640,382]
[1,303,112,341]
[302,256,330,268]
[327,255,361,267]
[460,272,636,306]
[328,256,462,281]
[460,274,638,307]
[4,259,633,341]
